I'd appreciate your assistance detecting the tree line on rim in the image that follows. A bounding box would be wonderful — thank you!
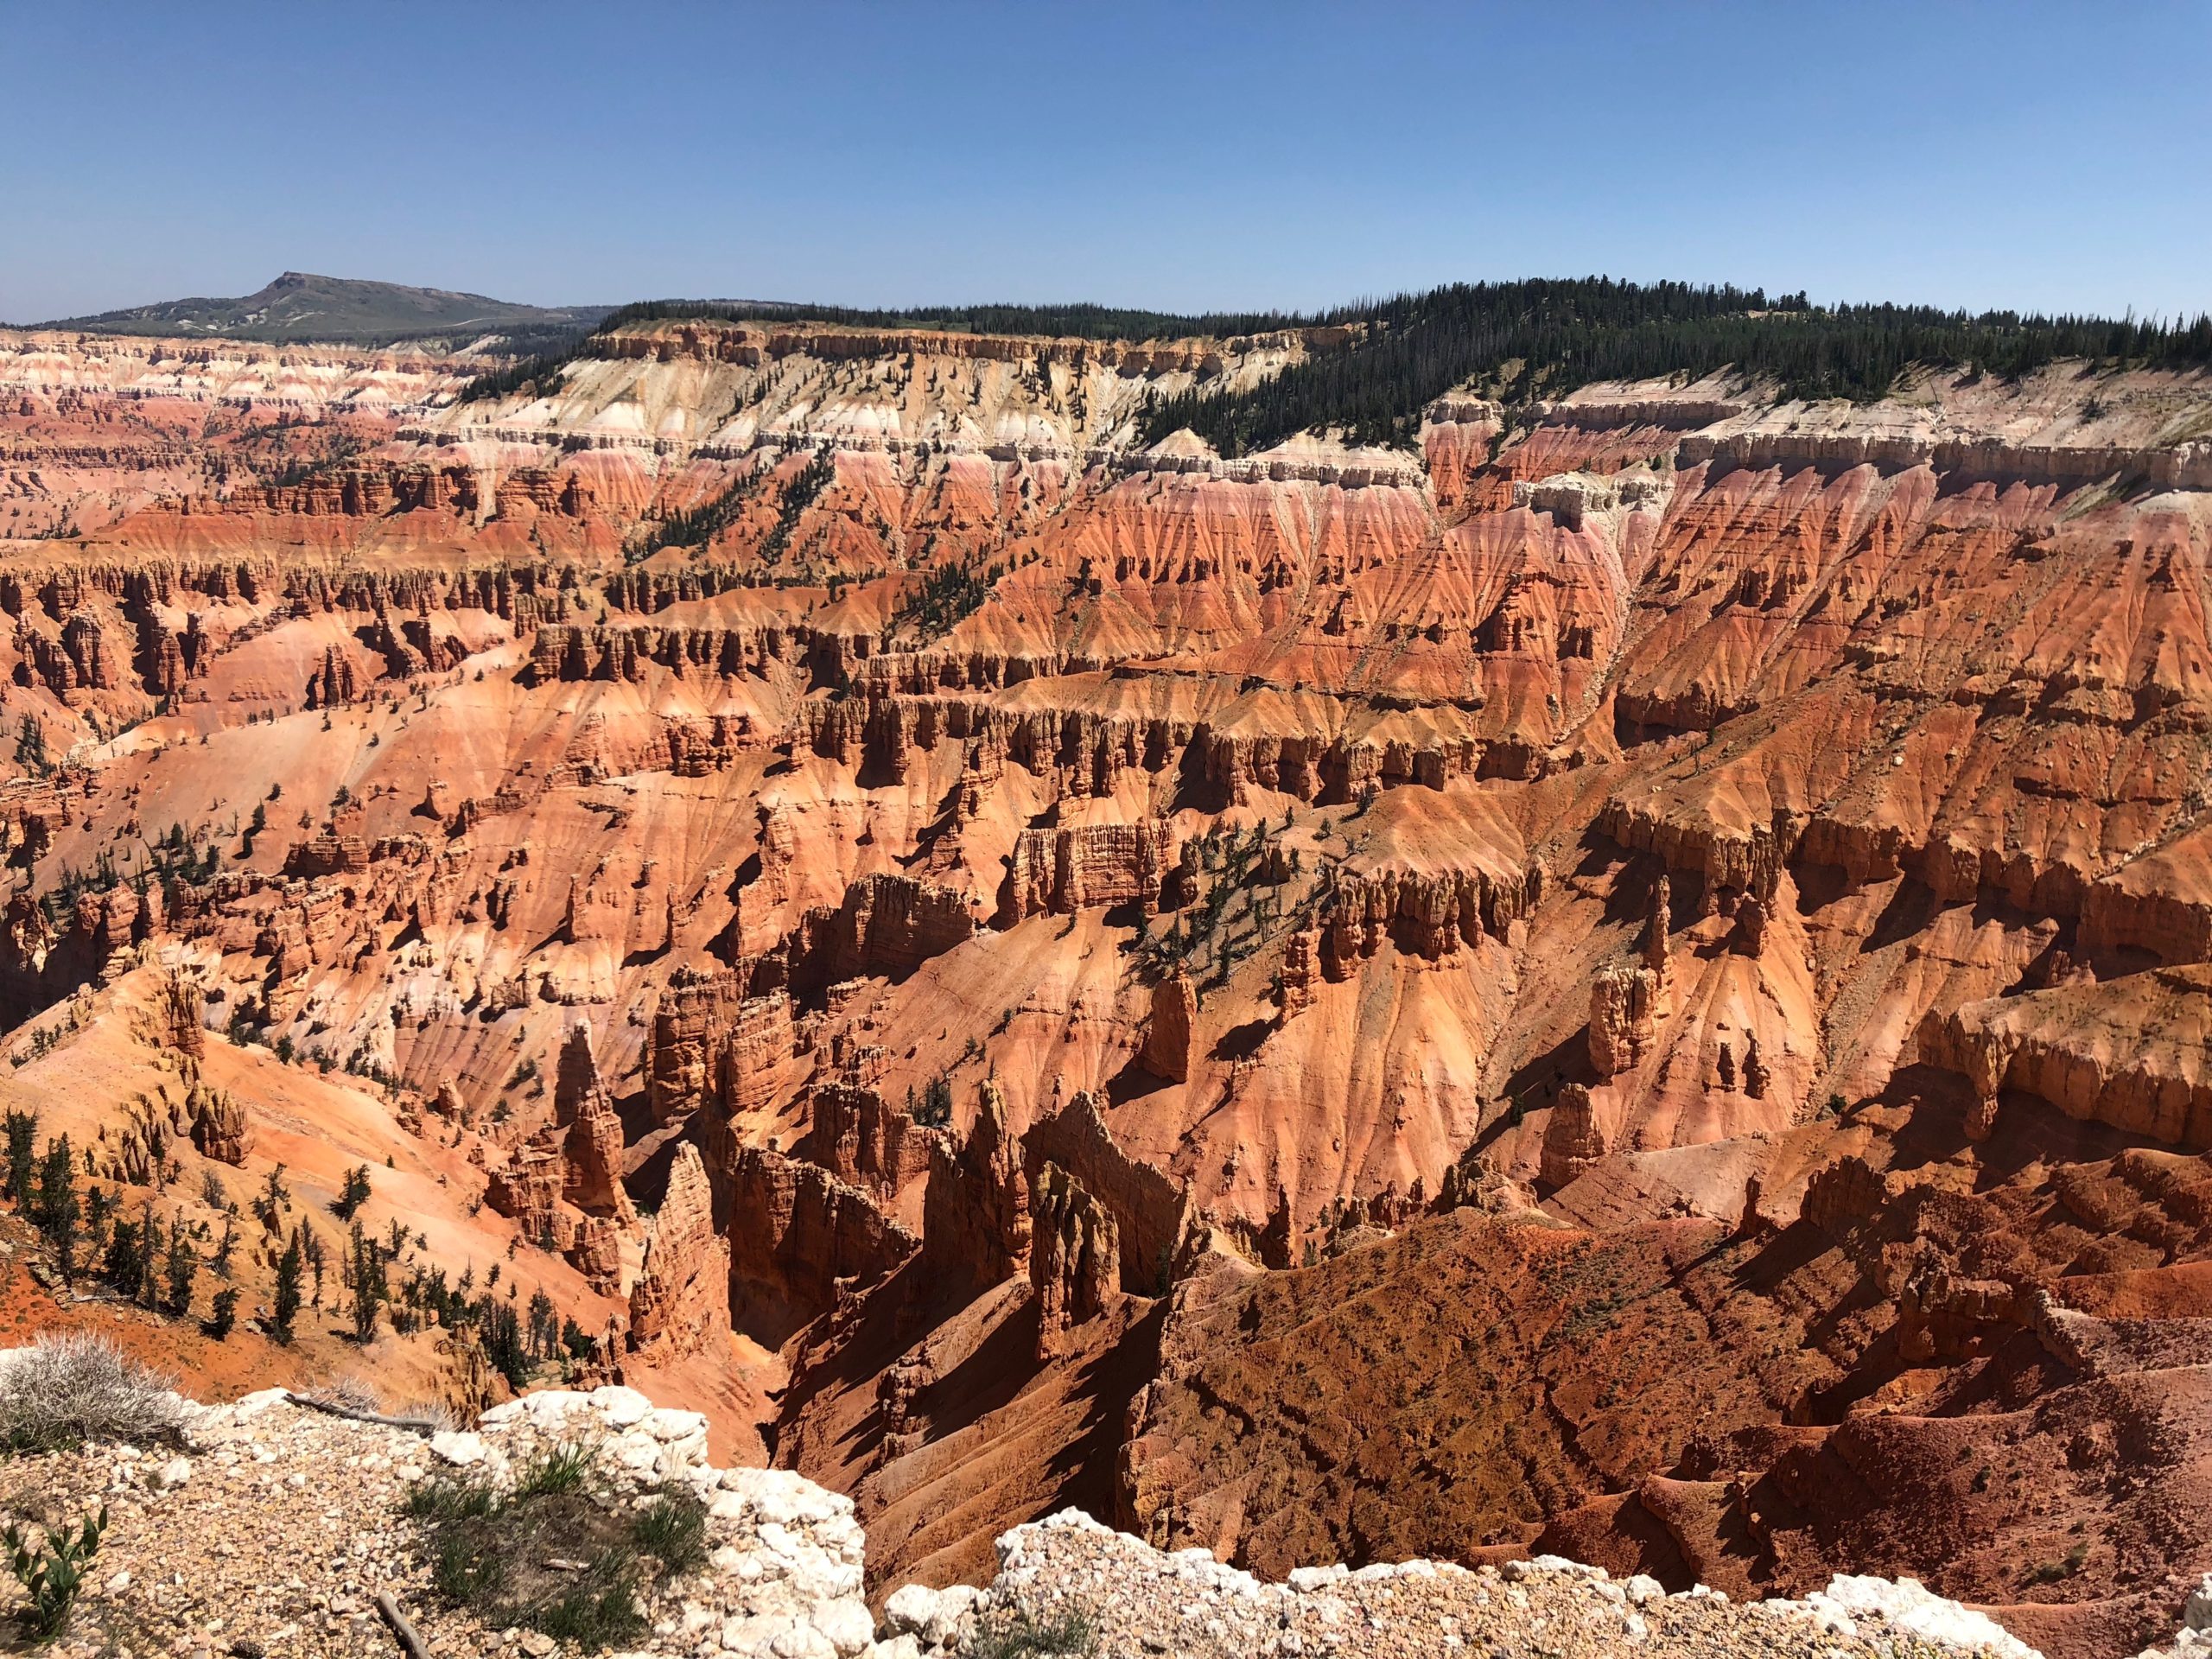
[454,276,2212,457]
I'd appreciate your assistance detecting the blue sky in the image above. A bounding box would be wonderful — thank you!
[5,1,2207,323]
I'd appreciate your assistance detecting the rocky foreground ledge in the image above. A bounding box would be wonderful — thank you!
[0,1357,2171,1659]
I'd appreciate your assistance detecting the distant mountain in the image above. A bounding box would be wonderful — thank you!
[38,271,611,350]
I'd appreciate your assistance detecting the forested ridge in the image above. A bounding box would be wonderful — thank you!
[456,277,2212,445]
[1140,279,2212,454]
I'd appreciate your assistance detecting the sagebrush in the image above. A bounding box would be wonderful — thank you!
[0,1334,185,1452]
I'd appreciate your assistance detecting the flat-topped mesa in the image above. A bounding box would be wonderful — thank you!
[1029,1160,1121,1359]
[996,820,1173,927]
[582,316,1345,374]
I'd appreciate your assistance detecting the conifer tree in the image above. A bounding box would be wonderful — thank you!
[34,1136,79,1281]
[1,1110,35,1209]
[347,1219,385,1344]
[271,1230,304,1344]
[163,1217,198,1316]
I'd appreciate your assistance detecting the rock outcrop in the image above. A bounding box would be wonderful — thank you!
[1540,1083,1607,1189]
[1028,1161,1119,1358]
[996,822,1173,926]
[919,1077,1031,1299]
[963,1512,2042,1659]
[556,1024,635,1224]
[1588,964,1658,1076]
[1141,970,1194,1082]
[184,1080,251,1164]
[1918,967,2212,1147]
[1,1354,2048,1659]
[724,1146,918,1342]
[626,1142,733,1362]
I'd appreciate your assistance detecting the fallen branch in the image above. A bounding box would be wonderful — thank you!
[374,1592,430,1659]
[282,1391,448,1435]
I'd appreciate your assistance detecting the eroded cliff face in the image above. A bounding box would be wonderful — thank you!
[4,320,2212,1656]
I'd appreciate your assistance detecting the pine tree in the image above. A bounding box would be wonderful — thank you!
[334,1165,372,1222]
[270,1230,304,1344]
[347,1219,385,1344]
[2,1110,35,1209]
[34,1136,79,1281]
[163,1217,198,1316]
[135,1208,162,1309]
[478,1294,529,1389]
[526,1288,559,1357]
[104,1218,146,1297]
[207,1286,239,1340]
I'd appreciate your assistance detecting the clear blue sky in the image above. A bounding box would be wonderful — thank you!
[6,0,2207,324]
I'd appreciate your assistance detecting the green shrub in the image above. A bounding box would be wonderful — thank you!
[402,1447,678,1650]
[4,1507,105,1642]
[404,1474,500,1525]
[632,1493,709,1577]
[528,1558,648,1648]
[512,1440,598,1498]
